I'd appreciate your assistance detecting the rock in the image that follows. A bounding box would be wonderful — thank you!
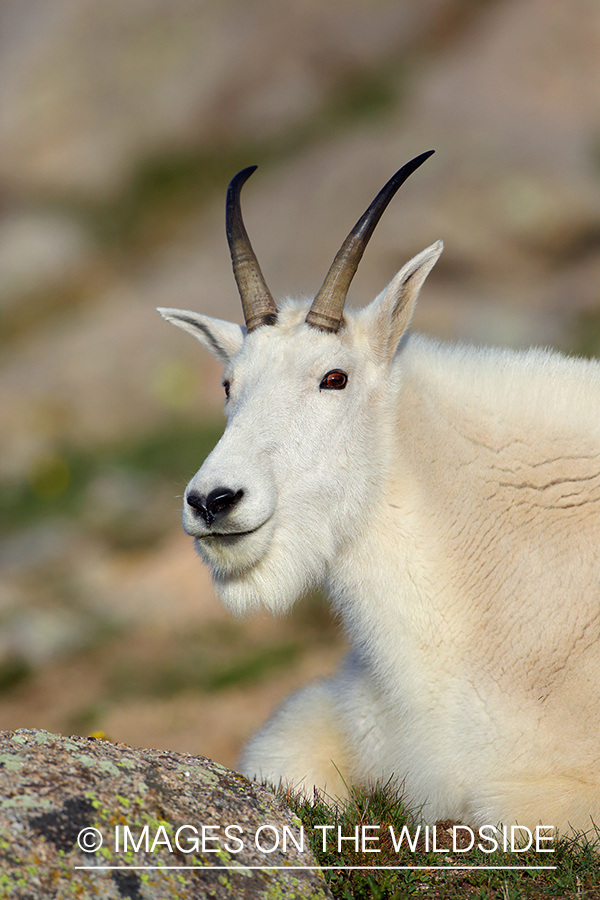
[0,729,330,899]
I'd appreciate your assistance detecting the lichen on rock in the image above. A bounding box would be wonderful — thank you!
[0,729,330,899]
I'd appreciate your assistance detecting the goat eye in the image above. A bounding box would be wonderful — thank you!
[222,380,230,398]
[320,370,348,390]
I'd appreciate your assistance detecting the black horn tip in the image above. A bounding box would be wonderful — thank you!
[227,165,258,196]
[408,149,435,167]
[387,150,435,187]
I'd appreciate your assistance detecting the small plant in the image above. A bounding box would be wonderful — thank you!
[283,781,600,899]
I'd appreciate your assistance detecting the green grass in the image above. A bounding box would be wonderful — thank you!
[284,782,600,899]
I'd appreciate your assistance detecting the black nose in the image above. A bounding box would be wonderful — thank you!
[186,488,244,527]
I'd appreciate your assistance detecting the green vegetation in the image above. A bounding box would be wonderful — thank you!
[285,782,600,899]
[0,658,32,694]
[104,591,335,703]
[568,310,600,360]
[0,417,224,541]
[57,60,404,252]
[205,641,302,691]
[109,634,302,699]
[0,53,407,348]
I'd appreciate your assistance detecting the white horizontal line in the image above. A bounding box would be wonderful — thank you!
[75,865,557,871]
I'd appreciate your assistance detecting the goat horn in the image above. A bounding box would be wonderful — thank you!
[305,150,435,332]
[226,166,278,333]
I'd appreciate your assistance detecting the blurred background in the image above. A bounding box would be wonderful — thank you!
[1,0,600,769]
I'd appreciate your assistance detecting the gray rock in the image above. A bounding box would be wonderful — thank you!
[0,729,330,899]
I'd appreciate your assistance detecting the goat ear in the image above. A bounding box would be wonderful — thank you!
[363,241,443,361]
[157,308,245,363]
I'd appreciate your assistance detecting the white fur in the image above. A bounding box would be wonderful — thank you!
[159,238,600,836]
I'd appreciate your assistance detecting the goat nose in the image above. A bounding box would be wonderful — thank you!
[186,488,243,526]
[207,487,243,517]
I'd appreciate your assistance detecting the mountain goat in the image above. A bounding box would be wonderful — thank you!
[159,151,600,836]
